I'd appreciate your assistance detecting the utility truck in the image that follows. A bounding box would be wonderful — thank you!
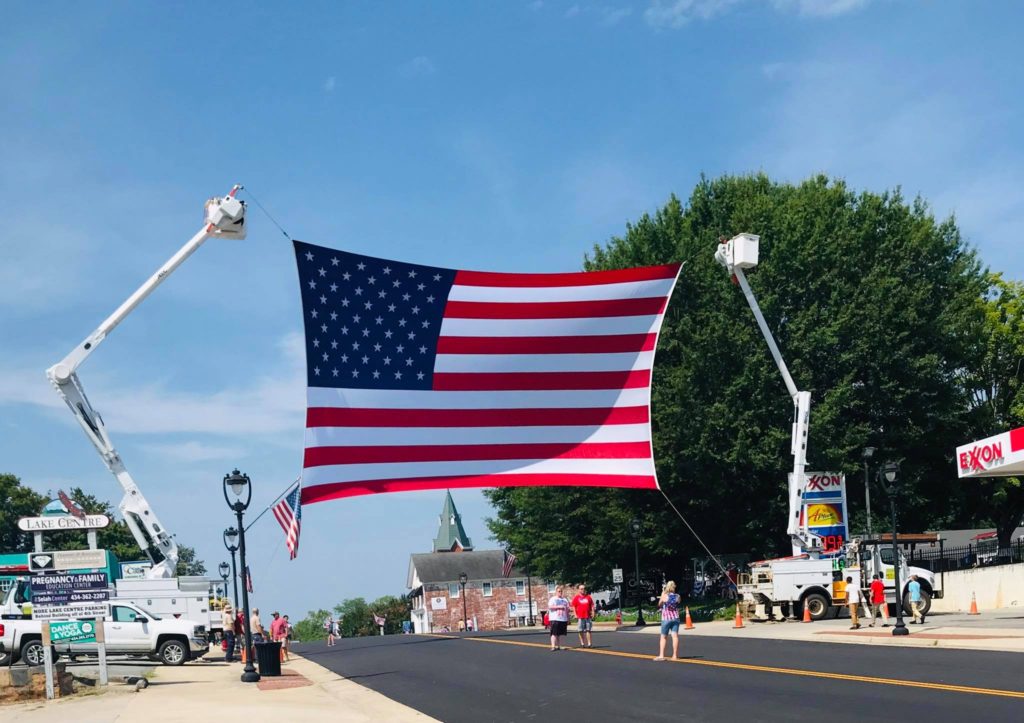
[714,234,940,621]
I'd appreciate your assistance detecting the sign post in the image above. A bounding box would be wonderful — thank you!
[40,623,55,700]
[612,568,623,624]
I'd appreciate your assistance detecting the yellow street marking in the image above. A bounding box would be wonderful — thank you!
[420,634,1024,700]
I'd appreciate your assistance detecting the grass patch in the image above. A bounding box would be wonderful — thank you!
[593,599,737,623]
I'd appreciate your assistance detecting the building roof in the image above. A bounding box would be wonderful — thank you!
[409,550,525,584]
[433,490,473,552]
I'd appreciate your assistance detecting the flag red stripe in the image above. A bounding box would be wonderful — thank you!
[454,265,679,287]
[436,333,657,354]
[301,473,658,504]
[444,297,667,319]
[305,405,649,428]
[432,370,650,391]
[303,441,652,467]
[1011,427,1024,453]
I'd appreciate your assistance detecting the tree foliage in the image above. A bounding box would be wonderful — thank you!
[488,174,996,589]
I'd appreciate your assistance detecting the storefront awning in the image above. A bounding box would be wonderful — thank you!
[956,427,1024,478]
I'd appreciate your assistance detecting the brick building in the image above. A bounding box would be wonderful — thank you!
[407,492,551,633]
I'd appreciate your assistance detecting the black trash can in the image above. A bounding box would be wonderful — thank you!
[254,641,282,677]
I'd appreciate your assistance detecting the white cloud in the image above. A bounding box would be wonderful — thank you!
[142,440,246,463]
[771,0,870,17]
[565,4,581,18]
[645,0,869,28]
[601,6,634,25]
[400,56,437,78]
[323,76,336,93]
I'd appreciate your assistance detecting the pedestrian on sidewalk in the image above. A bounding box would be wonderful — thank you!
[908,575,925,624]
[270,611,287,661]
[846,576,862,629]
[868,574,889,627]
[251,607,265,642]
[282,615,292,661]
[571,584,595,648]
[222,603,236,662]
[654,581,681,661]
[547,585,570,651]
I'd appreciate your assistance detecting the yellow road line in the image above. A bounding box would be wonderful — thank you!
[420,634,1024,700]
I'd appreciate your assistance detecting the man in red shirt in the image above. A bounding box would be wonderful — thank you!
[868,573,889,627]
[571,584,595,648]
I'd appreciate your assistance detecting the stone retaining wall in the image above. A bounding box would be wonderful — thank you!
[0,662,75,702]
[931,562,1024,612]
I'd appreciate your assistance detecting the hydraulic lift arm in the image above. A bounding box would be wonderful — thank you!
[45,186,246,578]
[714,234,818,556]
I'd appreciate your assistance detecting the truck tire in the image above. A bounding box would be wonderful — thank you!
[0,651,11,666]
[902,589,932,617]
[802,592,830,621]
[157,638,189,666]
[20,639,46,667]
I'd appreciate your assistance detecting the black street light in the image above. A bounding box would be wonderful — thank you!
[218,561,230,603]
[223,469,260,682]
[862,446,876,537]
[458,572,469,633]
[879,461,909,637]
[630,519,646,626]
[223,527,240,609]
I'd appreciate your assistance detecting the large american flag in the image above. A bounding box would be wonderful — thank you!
[272,481,302,559]
[294,240,680,505]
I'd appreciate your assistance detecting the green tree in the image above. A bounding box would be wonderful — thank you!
[0,474,47,552]
[291,608,332,642]
[488,174,988,588]
[335,597,373,637]
[175,545,206,576]
[964,274,1024,548]
[368,595,412,635]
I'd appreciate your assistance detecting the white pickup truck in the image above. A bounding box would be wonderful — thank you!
[0,600,208,667]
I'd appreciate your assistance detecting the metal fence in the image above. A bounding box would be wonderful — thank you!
[906,538,1024,573]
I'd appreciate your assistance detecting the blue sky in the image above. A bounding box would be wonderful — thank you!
[2,1,1022,619]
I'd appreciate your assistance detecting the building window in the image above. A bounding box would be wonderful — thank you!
[516,580,525,595]
[482,582,493,597]
[547,583,556,594]
[449,583,460,598]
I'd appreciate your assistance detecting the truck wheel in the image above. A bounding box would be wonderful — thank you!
[902,590,932,617]
[802,593,830,621]
[158,639,189,666]
[21,640,46,667]
[0,651,11,666]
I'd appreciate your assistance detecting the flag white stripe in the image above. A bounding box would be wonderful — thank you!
[306,387,651,410]
[433,351,654,374]
[439,315,663,337]
[447,278,676,303]
[301,457,654,486]
[305,423,652,447]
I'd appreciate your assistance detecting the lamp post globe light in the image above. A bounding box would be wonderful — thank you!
[458,572,469,633]
[880,461,909,637]
[223,469,260,682]
[630,519,646,626]
[862,446,876,537]
[223,527,240,610]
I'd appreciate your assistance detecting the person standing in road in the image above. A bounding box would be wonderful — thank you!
[547,585,570,651]
[846,576,862,629]
[324,615,337,646]
[908,575,925,624]
[571,584,595,648]
[654,581,681,661]
[222,603,236,662]
[868,573,889,627]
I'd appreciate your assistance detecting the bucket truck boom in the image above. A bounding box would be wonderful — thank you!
[714,233,817,556]
[46,186,246,578]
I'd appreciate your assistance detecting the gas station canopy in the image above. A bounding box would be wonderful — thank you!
[956,427,1024,478]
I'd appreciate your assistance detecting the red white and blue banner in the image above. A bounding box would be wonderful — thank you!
[293,241,680,504]
[795,472,848,557]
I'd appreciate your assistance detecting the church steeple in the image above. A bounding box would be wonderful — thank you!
[433,490,473,552]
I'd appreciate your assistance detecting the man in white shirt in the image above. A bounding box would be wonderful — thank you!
[845,576,862,629]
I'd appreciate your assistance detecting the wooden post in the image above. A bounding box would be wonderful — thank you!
[96,621,108,686]
[41,623,55,700]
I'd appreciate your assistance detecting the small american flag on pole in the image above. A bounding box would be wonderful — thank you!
[294,241,680,504]
[272,481,302,560]
[502,550,517,578]
[373,614,386,626]
[245,565,254,594]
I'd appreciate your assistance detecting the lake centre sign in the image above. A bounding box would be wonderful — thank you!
[18,515,111,532]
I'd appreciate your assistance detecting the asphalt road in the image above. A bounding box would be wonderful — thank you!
[294,630,1024,722]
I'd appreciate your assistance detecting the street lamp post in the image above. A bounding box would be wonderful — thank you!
[223,528,240,608]
[218,561,230,604]
[459,572,468,633]
[880,461,909,637]
[223,469,260,682]
[862,446,876,537]
[630,519,646,626]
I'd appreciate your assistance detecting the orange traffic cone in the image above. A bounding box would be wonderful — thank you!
[969,592,980,615]
[733,608,744,629]
[684,607,694,630]
[802,604,812,623]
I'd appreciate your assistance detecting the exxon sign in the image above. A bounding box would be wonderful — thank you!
[956,427,1024,478]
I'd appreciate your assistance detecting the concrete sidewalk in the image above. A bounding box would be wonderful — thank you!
[622,610,1024,653]
[0,653,437,722]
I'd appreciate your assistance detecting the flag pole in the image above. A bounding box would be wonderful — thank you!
[244,477,300,532]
